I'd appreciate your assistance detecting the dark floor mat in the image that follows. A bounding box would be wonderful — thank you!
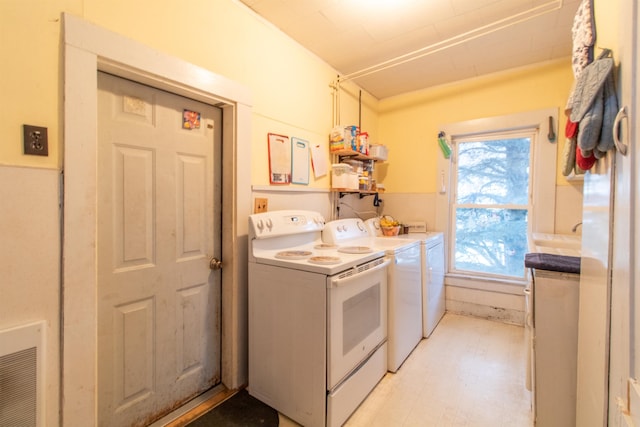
[187,389,279,427]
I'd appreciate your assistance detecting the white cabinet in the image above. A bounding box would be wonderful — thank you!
[532,269,580,427]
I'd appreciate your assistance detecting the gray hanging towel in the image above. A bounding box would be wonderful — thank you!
[570,50,618,157]
[570,56,613,123]
[596,70,618,154]
[576,82,604,154]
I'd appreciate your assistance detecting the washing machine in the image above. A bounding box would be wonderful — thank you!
[324,218,422,373]
[367,219,446,338]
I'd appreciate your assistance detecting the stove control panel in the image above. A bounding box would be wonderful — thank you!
[249,210,325,239]
[322,218,369,245]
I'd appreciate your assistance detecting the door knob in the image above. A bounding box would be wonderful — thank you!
[209,257,222,270]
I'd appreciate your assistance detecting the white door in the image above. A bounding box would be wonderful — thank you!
[609,0,639,424]
[97,72,222,427]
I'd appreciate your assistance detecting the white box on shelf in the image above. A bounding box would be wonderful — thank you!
[369,145,388,161]
[332,164,359,190]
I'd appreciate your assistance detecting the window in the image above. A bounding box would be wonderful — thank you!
[453,132,533,279]
[436,109,558,285]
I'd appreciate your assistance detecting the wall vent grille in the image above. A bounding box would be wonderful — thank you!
[0,321,44,427]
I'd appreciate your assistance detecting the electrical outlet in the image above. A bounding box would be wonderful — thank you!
[254,198,268,213]
[23,124,49,156]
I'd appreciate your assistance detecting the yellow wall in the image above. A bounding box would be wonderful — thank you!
[377,59,576,193]
[594,0,620,58]
[0,0,376,188]
[1,0,577,193]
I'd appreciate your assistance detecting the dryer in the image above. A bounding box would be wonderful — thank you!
[416,232,446,337]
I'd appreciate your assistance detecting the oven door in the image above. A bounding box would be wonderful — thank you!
[327,257,389,390]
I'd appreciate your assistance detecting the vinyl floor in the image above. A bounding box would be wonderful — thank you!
[280,313,533,427]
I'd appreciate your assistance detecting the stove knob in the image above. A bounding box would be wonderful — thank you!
[256,220,264,231]
[266,218,273,230]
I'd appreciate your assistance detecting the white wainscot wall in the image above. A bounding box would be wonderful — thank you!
[251,187,333,219]
[337,192,437,227]
[0,165,61,427]
[445,281,526,326]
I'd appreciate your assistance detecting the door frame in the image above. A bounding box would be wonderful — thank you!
[62,13,252,426]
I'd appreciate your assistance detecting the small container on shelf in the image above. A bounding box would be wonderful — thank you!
[359,177,369,191]
[331,164,359,190]
[357,132,369,155]
[330,125,359,152]
[369,144,388,160]
[343,159,363,174]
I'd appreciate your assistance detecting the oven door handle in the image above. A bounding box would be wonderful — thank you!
[330,258,390,288]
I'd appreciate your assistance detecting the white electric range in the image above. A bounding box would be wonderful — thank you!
[248,210,389,427]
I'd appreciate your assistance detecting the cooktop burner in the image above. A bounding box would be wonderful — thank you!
[308,256,342,264]
[314,243,338,250]
[275,250,313,260]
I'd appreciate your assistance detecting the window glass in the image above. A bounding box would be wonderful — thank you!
[453,136,532,278]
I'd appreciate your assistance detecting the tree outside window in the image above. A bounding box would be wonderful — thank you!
[453,135,532,279]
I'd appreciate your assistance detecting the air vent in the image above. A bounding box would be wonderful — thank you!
[0,321,45,427]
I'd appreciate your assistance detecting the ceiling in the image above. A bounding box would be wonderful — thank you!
[239,0,581,99]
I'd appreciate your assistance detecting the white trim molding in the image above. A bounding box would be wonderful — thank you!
[62,13,252,426]
[435,108,559,278]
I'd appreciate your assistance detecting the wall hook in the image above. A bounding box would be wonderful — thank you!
[547,116,556,142]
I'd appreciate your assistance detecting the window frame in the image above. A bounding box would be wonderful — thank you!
[450,130,536,280]
[435,108,558,285]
